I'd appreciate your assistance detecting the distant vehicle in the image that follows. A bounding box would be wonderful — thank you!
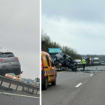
[74,59,82,68]
[5,73,21,81]
[93,57,100,64]
[74,59,81,64]
[0,52,21,76]
[48,48,61,60]
[54,53,77,71]
[101,61,105,65]
[41,51,57,90]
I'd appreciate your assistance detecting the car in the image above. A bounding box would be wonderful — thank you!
[74,59,81,64]
[101,61,105,65]
[54,53,77,71]
[41,51,57,90]
[74,59,82,68]
[0,52,21,76]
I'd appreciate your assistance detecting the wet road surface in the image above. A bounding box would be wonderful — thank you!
[42,66,105,105]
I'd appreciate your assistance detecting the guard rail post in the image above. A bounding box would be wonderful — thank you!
[32,88,34,94]
[0,81,3,86]
[8,83,11,89]
[15,85,18,91]
[22,86,24,92]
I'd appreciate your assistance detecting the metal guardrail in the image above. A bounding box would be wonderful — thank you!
[0,75,39,94]
[56,64,104,71]
[77,63,103,67]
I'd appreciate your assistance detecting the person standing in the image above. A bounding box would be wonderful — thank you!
[81,58,86,71]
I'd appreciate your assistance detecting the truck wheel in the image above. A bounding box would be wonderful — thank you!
[52,77,56,86]
[43,78,48,90]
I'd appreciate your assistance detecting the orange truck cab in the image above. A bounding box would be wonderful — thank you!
[41,51,57,90]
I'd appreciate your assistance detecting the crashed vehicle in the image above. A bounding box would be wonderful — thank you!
[53,53,77,71]
[0,52,21,76]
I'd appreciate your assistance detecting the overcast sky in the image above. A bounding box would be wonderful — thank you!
[0,0,40,79]
[42,0,105,55]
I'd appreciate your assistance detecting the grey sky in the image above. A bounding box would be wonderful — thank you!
[42,0,105,55]
[0,0,40,79]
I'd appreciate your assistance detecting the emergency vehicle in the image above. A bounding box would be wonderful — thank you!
[41,51,57,90]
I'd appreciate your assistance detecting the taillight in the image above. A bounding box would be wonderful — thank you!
[41,60,44,71]
[41,76,43,79]
[0,59,3,62]
[15,57,18,60]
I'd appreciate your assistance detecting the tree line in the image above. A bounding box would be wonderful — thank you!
[41,31,81,59]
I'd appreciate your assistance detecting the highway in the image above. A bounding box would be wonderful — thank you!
[0,81,40,105]
[42,66,105,105]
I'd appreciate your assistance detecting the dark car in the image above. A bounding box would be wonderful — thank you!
[54,53,77,71]
[0,52,21,76]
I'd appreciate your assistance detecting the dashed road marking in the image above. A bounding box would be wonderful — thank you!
[57,71,65,73]
[0,92,39,99]
[75,83,82,88]
[58,72,63,73]
[90,74,93,76]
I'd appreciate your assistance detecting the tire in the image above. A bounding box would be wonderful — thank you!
[52,77,56,86]
[43,78,48,90]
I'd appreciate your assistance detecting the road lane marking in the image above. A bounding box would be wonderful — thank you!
[90,74,93,76]
[75,83,82,88]
[0,92,39,99]
[57,71,65,73]
[58,72,63,73]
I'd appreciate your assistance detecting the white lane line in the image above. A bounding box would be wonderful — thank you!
[90,74,93,76]
[57,72,64,73]
[0,92,39,99]
[58,72,63,73]
[75,83,82,88]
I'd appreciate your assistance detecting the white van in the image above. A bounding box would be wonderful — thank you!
[93,57,100,64]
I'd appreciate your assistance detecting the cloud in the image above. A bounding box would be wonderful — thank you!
[0,0,40,79]
[42,15,105,54]
[14,51,40,79]
[42,0,105,23]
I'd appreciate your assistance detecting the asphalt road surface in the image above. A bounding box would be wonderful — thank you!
[42,66,105,105]
[0,81,40,105]
[0,93,39,105]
